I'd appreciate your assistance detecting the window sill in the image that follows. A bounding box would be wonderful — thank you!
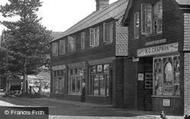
[87,95,109,98]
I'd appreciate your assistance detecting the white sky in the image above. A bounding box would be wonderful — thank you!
[0,0,118,35]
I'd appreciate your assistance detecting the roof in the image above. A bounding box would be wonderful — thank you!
[52,0,129,42]
[51,32,64,41]
[176,0,190,5]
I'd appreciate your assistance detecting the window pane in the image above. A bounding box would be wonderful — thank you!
[90,27,99,47]
[99,75,105,96]
[59,40,66,55]
[94,75,99,95]
[52,42,58,56]
[134,12,140,39]
[81,32,86,49]
[68,36,76,52]
[154,0,163,34]
[141,4,152,34]
[104,22,113,44]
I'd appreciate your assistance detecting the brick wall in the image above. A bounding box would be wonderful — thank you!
[184,53,190,114]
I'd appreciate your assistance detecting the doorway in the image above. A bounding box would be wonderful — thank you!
[137,57,153,111]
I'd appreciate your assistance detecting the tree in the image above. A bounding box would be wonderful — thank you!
[0,0,53,93]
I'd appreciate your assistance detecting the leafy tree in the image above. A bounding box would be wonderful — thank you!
[0,0,53,92]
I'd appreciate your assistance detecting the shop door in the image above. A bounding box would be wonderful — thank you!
[144,72,153,111]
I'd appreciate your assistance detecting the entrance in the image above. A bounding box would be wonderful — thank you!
[137,57,153,111]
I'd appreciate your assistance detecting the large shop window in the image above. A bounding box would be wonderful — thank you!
[68,36,76,53]
[59,39,66,55]
[90,26,99,47]
[89,64,110,96]
[53,70,65,94]
[153,55,180,96]
[52,42,58,56]
[141,0,162,35]
[104,22,113,44]
[68,68,85,95]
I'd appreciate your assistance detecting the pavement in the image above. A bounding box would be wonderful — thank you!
[0,96,184,119]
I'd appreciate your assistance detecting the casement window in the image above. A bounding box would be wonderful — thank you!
[80,32,86,50]
[153,55,180,96]
[59,39,66,55]
[89,64,111,96]
[68,36,76,53]
[154,0,163,34]
[90,26,99,47]
[141,3,153,35]
[104,22,113,44]
[141,0,162,35]
[52,42,58,56]
[134,12,140,39]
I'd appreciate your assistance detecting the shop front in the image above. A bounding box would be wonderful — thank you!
[135,42,183,114]
[86,57,113,104]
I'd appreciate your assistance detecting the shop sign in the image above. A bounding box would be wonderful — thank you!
[52,65,66,70]
[137,43,178,57]
[138,73,144,81]
[163,99,170,107]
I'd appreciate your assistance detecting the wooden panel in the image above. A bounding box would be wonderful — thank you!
[116,26,128,56]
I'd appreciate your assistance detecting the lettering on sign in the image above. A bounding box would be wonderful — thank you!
[52,65,66,70]
[137,43,178,57]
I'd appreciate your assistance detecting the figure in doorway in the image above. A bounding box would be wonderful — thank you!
[81,79,86,102]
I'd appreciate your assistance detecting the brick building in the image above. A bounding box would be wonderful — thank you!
[50,0,129,105]
[122,0,190,115]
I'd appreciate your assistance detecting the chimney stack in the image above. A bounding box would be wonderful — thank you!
[95,0,109,11]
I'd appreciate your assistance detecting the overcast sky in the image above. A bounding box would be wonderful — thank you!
[0,0,118,35]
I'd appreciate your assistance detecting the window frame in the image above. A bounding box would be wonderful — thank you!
[103,21,114,44]
[52,42,58,56]
[67,36,76,53]
[89,26,100,47]
[59,39,66,55]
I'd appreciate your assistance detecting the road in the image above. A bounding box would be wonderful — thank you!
[0,96,183,119]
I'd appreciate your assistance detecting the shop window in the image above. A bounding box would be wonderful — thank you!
[52,42,58,56]
[80,32,86,50]
[134,12,140,39]
[104,22,113,44]
[59,39,66,55]
[68,36,76,53]
[89,64,110,96]
[141,0,162,36]
[68,68,84,95]
[153,56,180,96]
[90,26,99,47]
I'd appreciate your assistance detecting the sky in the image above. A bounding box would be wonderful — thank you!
[0,0,118,35]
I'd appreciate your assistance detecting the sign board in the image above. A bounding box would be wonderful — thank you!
[137,43,178,57]
[52,65,66,70]
[138,73,144,81]
[163,99,171,107]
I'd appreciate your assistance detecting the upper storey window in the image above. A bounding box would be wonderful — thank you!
[134,12,140,39]
[90,26,99,47]
[59,39,66,55]
[140,0,162,36]
[80,32,86,50]
[104,21,114,44]
[68,36,76,53]
[52,42,58,56]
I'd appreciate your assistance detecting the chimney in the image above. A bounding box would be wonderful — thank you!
[95,0,109,11]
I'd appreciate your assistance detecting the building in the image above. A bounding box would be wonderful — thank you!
[50,0,129,105]
[122,0,190,115]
